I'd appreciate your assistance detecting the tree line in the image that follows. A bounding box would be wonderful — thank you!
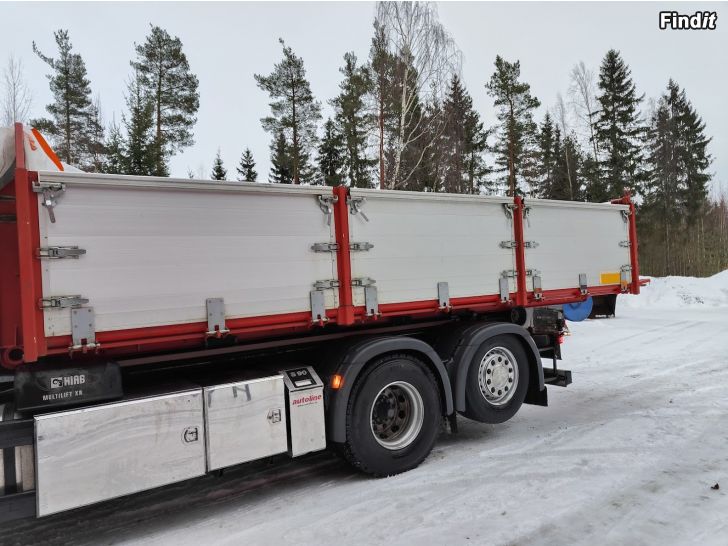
[1,2,725,277]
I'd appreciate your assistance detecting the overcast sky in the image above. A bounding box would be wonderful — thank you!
[2,1,726,193]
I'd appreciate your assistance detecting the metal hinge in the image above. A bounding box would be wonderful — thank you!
[621,210,631,222]
[620,265,631,291]
[579,273,588,295]
[317,195,338,226]
[437,282,450,310]
[206,297,229,336]
[499,277,510,303]
[532,275,543,301]
[37,246,87,260]
[348,196,369,221]
[40,295,89,309]
[32,182,65,224]
[619,240,631,248]
[70,307,98,351]
[499,240,539,249]
[310,290,328,324]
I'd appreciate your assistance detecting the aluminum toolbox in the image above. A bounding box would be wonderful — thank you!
[34,387,205,516]
[203,375,288,471]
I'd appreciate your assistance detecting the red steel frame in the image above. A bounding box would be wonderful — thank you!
[1,123,643,368]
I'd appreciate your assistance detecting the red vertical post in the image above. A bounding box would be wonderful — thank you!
[611,191,641,295]
[13,122,43,363]
[627,196,640,295]
[513,195,528,306]
[333,185,354,325]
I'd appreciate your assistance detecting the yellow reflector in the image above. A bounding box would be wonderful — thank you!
[600,272,621,285]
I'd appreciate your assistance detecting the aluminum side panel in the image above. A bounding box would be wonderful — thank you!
[38,182,336,336]
[523,201,630,290]
[348,190,515,305]
[35,390,205,516]
[204,376,287,471]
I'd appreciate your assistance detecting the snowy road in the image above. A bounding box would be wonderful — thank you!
[3,279,728,545]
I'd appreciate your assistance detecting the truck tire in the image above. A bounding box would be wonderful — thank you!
[340,353,441,477]
[462,335,529,424]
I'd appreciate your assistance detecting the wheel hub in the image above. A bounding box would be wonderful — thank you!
[477,347,518,406]
[370,381,424,451]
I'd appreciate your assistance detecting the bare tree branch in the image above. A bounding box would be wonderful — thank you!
[1,54,32,126]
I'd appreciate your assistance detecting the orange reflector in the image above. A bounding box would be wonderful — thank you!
[558,335,565,345]
[330,374,344,390]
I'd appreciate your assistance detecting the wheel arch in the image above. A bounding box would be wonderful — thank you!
[447,322,546,413]
[326,336,454,444]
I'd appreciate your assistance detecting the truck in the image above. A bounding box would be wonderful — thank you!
[0,123,643,521]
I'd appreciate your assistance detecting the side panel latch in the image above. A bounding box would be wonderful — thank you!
[40,295,89,309]
[37,246,86,260]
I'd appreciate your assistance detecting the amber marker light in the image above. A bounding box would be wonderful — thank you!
[330,374,344,390]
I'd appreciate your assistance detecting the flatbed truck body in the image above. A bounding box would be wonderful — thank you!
[0,124,643,521]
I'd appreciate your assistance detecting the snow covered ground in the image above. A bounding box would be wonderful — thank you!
[3,274,728,545]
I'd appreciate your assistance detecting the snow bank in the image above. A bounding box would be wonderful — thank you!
[620,270,728,309]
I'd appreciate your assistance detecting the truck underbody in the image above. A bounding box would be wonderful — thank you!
[0,124,643,521]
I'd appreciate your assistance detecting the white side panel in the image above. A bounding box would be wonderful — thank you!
[349,189,515,305]
[39,177,336,336]
[523,200,630,291]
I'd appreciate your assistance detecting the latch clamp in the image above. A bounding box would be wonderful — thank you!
[32,182,65,224]
[37,246,87,260]
[317,195,338,226]
[348,196,369,221]
[40,295,89,309]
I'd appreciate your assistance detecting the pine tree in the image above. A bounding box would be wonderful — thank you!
[642,79,712,275]
[211,149,227,180]
[255,39,321,184]
[32,30,96,167]
[104,118,126,174]
[332,52,375,188]
[369,22,399,188]
[534,113,556,198]
[442,75,489,194]
[85,95,106,173]
[551,132,583,200]
[132,25,200,177]
[594,49,645,200]
[236,148,257,182]
[485,56,541,196]
[122,72,156,176]
[317,119,345,186]
[269,130,292,184]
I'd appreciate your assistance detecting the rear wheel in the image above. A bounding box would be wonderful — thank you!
[340,353,442,476]
[462,335,529,424]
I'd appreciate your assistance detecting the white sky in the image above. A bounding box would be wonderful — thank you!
[2,1,726,193]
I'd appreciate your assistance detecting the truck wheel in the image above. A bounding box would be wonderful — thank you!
[341,354,441,477]
[462,335,529,424]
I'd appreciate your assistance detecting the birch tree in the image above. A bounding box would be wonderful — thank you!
[1,54,32,126]
[375,1,461,189]
[569,61,599,161]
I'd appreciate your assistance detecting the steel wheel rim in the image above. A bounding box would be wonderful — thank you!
[477,347,518,406]
[370,381,424,451]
